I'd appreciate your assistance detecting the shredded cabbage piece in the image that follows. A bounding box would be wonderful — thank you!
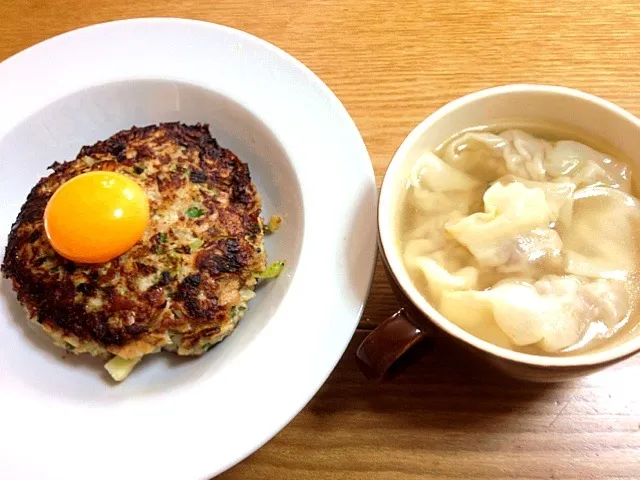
[265,215,282,233]
[105,356,141,382]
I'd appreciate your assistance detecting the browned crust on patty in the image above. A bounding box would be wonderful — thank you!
[2,123,266,358]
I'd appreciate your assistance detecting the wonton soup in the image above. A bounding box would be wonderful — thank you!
[399,123,640,355]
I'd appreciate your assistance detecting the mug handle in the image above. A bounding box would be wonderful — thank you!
[356,308,431,379]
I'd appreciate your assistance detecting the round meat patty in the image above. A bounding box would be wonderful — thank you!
[2,123,267,375]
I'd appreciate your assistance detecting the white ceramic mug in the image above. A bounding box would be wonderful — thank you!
[358,84,640,382]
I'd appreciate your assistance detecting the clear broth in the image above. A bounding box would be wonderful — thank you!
[399,121,640,356]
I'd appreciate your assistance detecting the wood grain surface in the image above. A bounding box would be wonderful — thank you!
[2,1,640,478]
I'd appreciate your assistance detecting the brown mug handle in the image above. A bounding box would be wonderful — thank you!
[356,308,431,380]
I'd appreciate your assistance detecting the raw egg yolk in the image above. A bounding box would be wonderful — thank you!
[44,171,150,263]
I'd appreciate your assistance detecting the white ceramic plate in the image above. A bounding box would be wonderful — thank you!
[0,18,377,480]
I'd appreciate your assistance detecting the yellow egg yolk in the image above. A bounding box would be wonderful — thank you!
[44,171,150,264]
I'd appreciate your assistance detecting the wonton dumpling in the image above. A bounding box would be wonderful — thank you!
[442,132,509,182]
[427,243,473,270]
[403,210,468,282]
[444,129,553,182]
[404,238,443,271]
[415,257,478,304]
[404,210,464,242]
[499,130,553,181]
[441,280,553,347]
[546,141,631,192]
[440,276,629,352]
[445,182,555,267]
[486,280,550,346]
[579,279,630,329]
[529,276,587,352]
[496,228,564,276]
[411,243,476,303]
[439,289,495,329]
[409,151,483,192]
[409,187,484,215]
[439,290,514,348]
[497,175,575,221]
[531,276,629,351]
[558,186,640,281]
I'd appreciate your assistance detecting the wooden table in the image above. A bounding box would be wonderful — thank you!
[2,1,640,478]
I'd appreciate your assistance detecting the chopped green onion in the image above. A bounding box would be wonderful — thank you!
[186,206,204,219]
[158,232,168,243]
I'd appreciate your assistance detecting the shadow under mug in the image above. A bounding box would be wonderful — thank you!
[356,84,640,382]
